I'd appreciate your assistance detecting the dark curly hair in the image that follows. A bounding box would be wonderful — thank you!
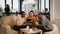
[29,10,34,15]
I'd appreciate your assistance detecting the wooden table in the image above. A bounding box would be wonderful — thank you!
[20,28,42,34]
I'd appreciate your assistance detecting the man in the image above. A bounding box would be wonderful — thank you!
[36,11,53,32]
[16,11,27,26]
[13,11,27,31]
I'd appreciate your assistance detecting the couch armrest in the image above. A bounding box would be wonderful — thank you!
[2,25,18,34]
[53,24,60,34]
[2,25,12,34]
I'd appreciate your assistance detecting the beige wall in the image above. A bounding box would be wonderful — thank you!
[50,0,60,21]
[50,0,54,21]
[54,0,60,19]
[50,0,60,33]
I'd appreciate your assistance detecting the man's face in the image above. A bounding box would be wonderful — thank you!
[22,13,26,17]
[37,13,42,18]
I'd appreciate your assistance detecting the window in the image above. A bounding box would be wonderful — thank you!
[22,0,38,15]
[39,0,50,12]
[13,0,19,12]
[6,0,19,12]
[46,0,49,11]
[0,0,19,13]
[6,0,12,10]
[0,0,5,12]
[41,0,44,12]
[22,0,50,15]
[39,0,41,10]
[0,0,50,13]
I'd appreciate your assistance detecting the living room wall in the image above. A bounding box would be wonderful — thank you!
[50,0,60,21]
[50,0,60,33]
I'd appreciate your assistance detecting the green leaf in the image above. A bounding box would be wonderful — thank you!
[32,4,36,8]
[45,8,48,11]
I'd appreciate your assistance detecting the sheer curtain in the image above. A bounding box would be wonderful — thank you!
[41,0,44,12]
[0,0,5,12]
[6,0,19,12]
[22,0,38,15]
[46,0,49,11]
[0,0,49,13]
[13,0,19,12]
[39,0,49,12]
[6,0,12,10]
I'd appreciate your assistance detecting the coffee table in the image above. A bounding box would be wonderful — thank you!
[20,28,42,34]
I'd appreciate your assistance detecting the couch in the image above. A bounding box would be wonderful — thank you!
[1,15,18,34]
[1,15,60,34]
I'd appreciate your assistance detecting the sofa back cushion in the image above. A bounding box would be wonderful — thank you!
[1,15,17,26]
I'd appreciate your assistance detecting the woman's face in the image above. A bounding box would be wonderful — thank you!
[29,12,34,17]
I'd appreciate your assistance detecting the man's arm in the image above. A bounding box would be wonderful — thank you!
[42,15,47,26]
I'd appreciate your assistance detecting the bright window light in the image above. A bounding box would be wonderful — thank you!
[6,0,12,10]
[22,0,38,15]
[0,0,5,12]
[13,0,18,12]
[46,0,49,11]
[41,0,44,12]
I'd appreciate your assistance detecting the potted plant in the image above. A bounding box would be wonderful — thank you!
[44,8,48,13]
[32,3,36,8]
[32,3,36,14]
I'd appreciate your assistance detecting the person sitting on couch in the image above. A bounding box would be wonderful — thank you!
[12,11,27,31]
[36,11,53,32]
[26,10,37,28]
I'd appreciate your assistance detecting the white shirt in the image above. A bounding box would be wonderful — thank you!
[16,15,26,26]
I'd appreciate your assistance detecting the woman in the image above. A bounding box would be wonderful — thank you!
[26,10,37,28]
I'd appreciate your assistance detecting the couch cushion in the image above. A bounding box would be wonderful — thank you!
[1,15,17,26]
